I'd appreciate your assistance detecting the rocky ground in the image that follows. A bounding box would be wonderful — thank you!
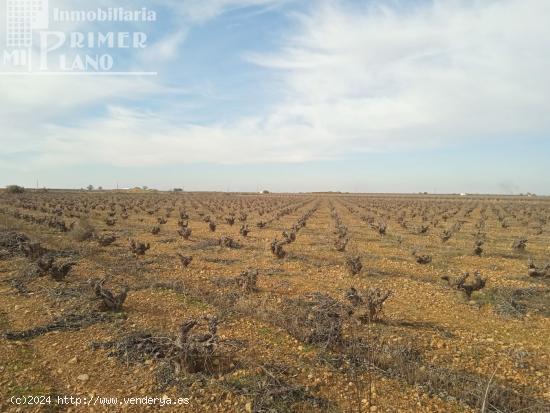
[0,192,548,412]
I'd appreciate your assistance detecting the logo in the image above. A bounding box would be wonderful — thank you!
[2,0,157,75]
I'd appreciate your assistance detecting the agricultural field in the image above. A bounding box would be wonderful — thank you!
[0,191,549,412]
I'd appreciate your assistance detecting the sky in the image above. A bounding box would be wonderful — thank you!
[0,0,549,194]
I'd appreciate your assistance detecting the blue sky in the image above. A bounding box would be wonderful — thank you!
[1,0,549,194]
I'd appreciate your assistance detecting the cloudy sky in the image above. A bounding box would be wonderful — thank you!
[1,0,549,193]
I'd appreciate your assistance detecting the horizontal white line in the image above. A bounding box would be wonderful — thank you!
[0,71,158,76]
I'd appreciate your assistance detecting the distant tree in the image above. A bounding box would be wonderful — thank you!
[98,186,103,191]
[87,185,94,191]
[5,185,25,194]
[142,186,148,190]
[174,188,183,192]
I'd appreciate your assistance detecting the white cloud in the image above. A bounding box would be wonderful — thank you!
[0,75,169,158]
[2,0,550,169]
[141,30,189,62]
[22,106,331,167]
[246,0,550,146]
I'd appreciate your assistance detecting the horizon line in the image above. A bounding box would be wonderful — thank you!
[2,187,547,197]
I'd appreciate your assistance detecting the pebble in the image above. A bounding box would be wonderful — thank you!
[77,374,89,382]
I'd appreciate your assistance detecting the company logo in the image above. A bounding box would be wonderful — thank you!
[2,0,157,75]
